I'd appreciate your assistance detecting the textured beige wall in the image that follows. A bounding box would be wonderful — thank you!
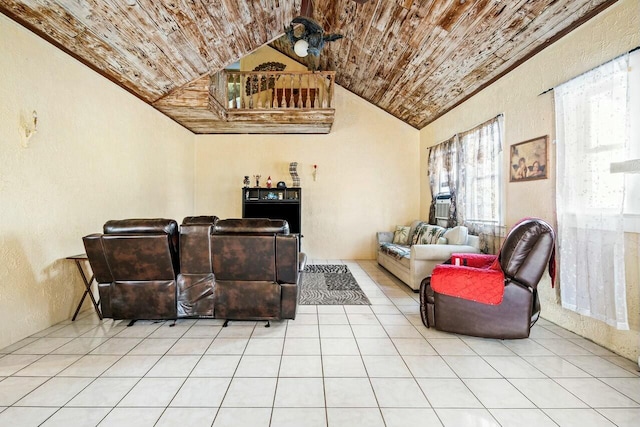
[0,15,195,349]
[195,74,420,259]
[420,0,640,360]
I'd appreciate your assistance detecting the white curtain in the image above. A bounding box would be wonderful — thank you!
[554,54,630,329]
[456,116,504,254]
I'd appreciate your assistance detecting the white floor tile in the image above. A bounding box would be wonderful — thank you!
[510,379,588,408]
[271,408,326,427]
[435,408,501,427]
[128,338,177,355]
[0,354,41,376]
[383,325,423,339]
[147,325,190,339]
[98,407,164,427]
[212,407,271,427]
[101,355,160,377]
[326,407,385,427]
[170,377,231,407]
[522,356,590,378]
[67,377,139,407]
[351,324,388,338]
[600,377,640,402]
[362,355,412,377]
[428,339,476,356]
[282,338,321,355]
[391,338,436,356]
[58,355,121,377]
[50,338,109,355]
[40,407,111,427]
[442,356,501,378]
[89,338,142,355]
[596,408,640,427]
[118,377,184,407]
[489,408,558,427]
[280,355,323,377]
[319,314,349,324]
[221,377,276,407]
[416,378,482,408]
[13,338,73,354]
[145,355,200,377]
[15,377,92,407]
[403,356,457,378]
[324,378,378,407]
[0,376,49,406]
[252,322,287,338]
[243,338,284,355]
[323,355,367,377]
[460,337,515,356]
[191,355,241,377]
[563,356,638,377]
[483,356,546,378]
[235,355,281,377]
[534,338,594,356]
[285,325,320,338]
[155,407,218,427]
[555,378,640,407]
[319,325,354,338]
[320,338,360,355]
[502,340,555,356]
[544,408,616,427]
[183,326,222,339]
[16,354,82,376]
[463,378,535,408]
[381,408,443,427]
[216,325,255,339]
[370,378,430,407]
[346,313,380,325]
[112,324,160,338]
[205,338,249,354]
[0,406,58,427]
[274,377,325,407]
[357,338,399,355]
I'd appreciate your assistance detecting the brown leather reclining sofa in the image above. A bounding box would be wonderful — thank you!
[83,217,304,322]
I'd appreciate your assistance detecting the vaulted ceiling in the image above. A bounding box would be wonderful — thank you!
[1,0,617,131]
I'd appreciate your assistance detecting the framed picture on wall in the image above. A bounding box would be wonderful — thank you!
[510,136,548,182]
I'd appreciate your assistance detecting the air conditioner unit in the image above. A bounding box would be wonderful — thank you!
[435,193,451,220]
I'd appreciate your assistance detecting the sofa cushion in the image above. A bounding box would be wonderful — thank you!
[392,226,410,245]
[443,226,468,245]
[379,242,411,260]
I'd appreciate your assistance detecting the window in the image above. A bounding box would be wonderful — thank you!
[554,50,637,329]
[427,115,504,253]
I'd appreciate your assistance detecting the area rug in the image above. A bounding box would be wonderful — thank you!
[300,264,371,305]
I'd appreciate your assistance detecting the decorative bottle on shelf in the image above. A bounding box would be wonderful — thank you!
[266,176,272,188]
[243,176,250,188]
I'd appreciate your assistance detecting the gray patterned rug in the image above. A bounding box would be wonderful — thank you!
[300,265,371,305]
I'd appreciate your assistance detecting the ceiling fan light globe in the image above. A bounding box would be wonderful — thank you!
[294,39,309,57]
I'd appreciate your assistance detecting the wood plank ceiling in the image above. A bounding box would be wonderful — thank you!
[1,0,618,132]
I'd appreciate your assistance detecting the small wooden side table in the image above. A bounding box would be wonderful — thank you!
[66,254,102,321]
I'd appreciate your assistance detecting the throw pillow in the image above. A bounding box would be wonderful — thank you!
[411,222,430,245]
[443,226,469,245]
[392,225,410,245]
[437,236,448,245]
[421,225,447,244]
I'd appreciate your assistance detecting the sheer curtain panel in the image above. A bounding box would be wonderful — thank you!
[554,54,630,330]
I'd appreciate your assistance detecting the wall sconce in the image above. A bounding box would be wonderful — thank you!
[19,110,38,148]
[313,164,318,181]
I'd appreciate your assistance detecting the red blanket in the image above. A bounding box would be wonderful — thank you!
[431,262,505,305]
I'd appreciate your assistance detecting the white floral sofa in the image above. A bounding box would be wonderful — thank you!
[377,221,480,291]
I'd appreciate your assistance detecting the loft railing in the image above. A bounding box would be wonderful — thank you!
[211,71,336,112]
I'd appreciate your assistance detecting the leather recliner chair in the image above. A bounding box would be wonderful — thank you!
[211,218,300,322]
[83,219,179,320]
[420,218,556,339]
[177,216,218,318]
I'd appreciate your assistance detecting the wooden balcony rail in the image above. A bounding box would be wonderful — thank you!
[214,71,336,111]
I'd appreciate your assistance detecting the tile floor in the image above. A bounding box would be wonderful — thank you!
[1,260,639,427]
